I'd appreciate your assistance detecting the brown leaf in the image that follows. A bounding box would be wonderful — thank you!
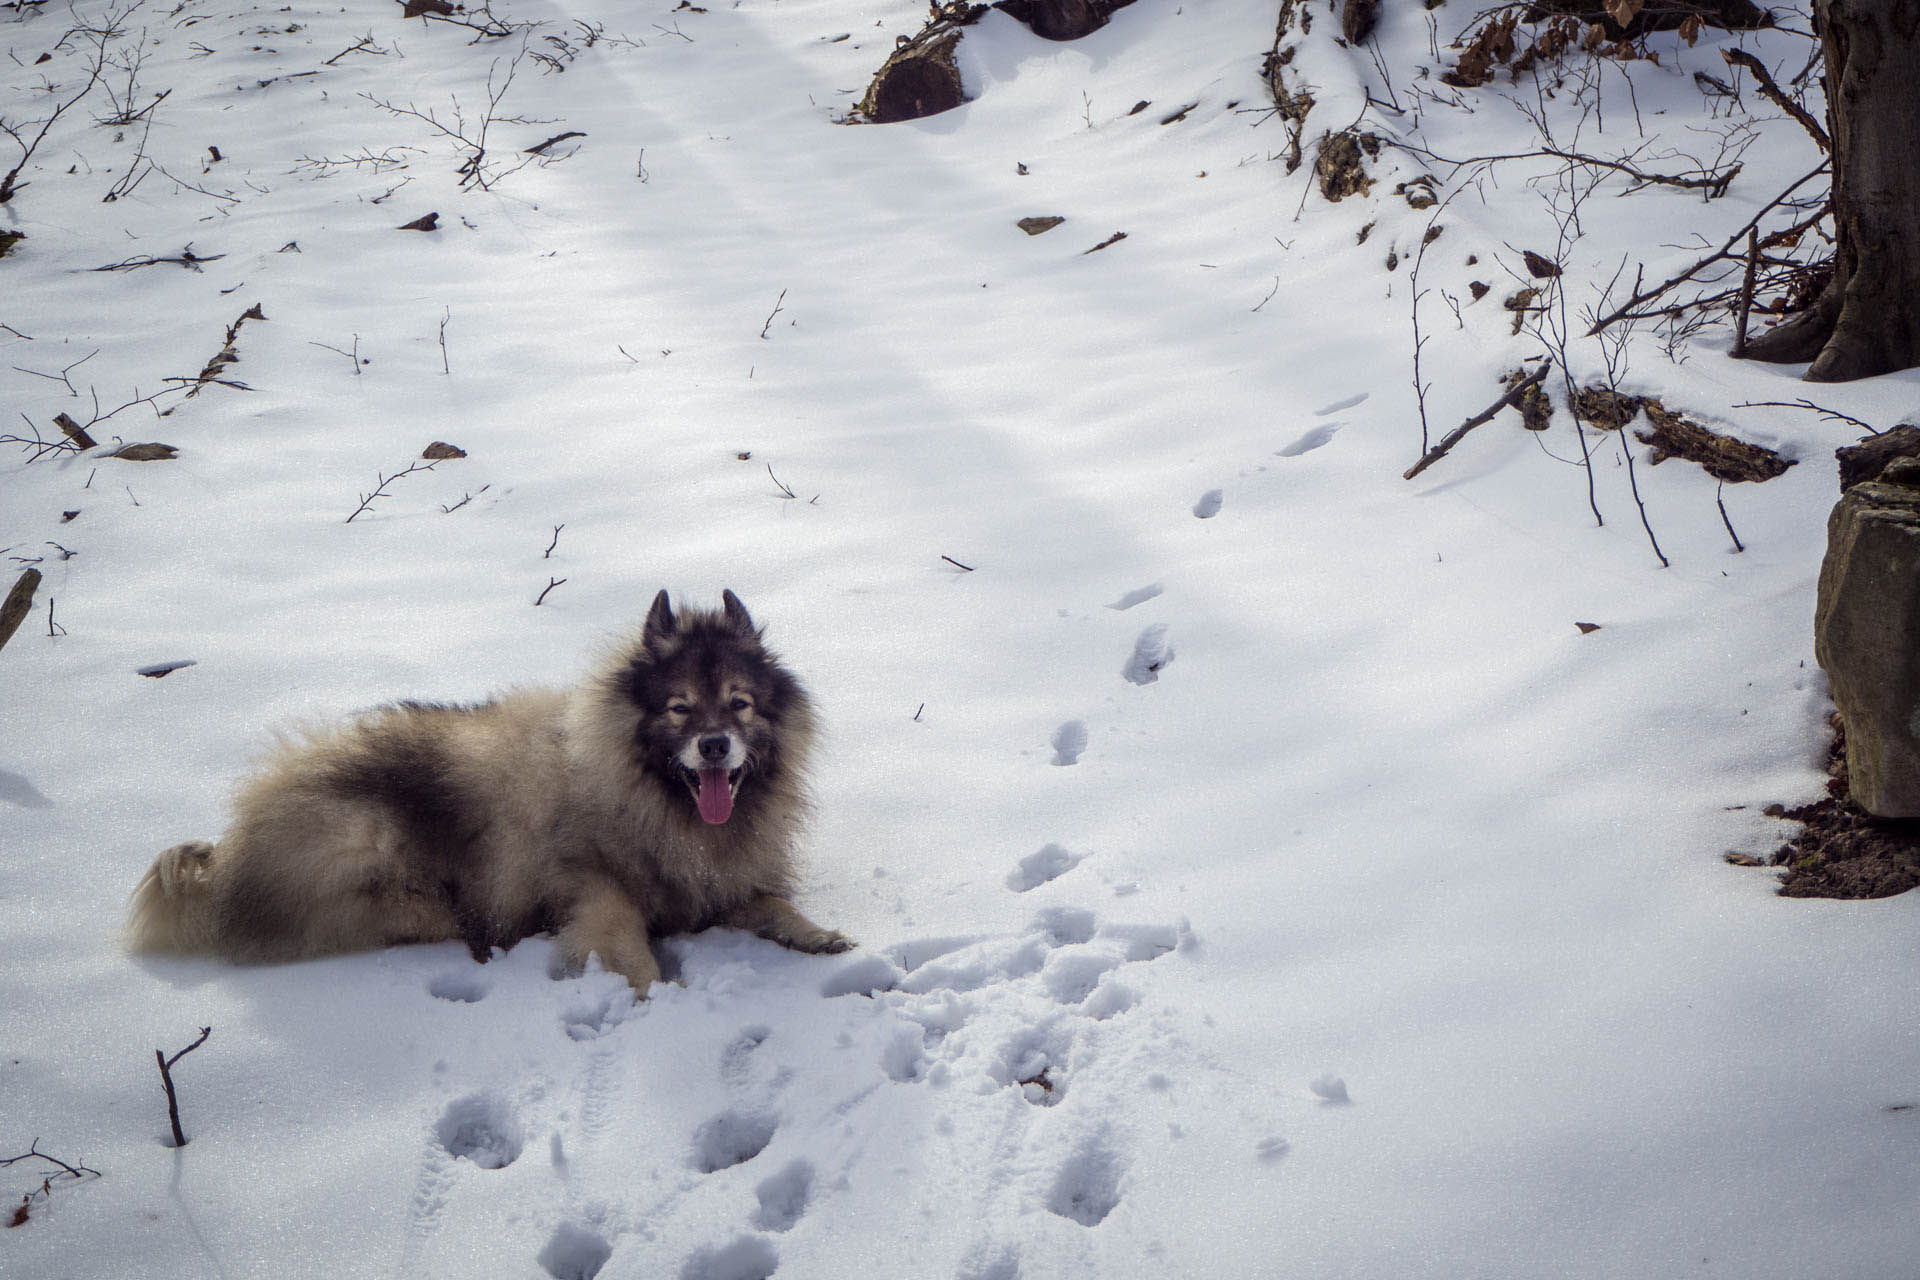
[8,1200,28,1228]
[422,441,467,460]
[108,442,179,461]
[1522,249,1561,278]
[1603,0,1644,27]
[1017,216,1065,236]
[1678,14,1702,44]
[398,212,440,232]
[1575,621,1603,634]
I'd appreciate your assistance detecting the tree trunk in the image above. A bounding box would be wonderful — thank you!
[1740,0,1920,381]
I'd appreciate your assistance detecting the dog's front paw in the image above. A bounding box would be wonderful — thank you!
[790,927,855,956]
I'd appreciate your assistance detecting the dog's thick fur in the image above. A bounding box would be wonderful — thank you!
[126,590,850,993]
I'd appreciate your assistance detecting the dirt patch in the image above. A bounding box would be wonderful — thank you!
[1760,717,1920,899]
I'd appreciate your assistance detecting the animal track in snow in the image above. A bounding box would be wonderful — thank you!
[752,1160,814,1232]
[538,1223,613,1280]
[435,1093,523,1169]
[1106,583,1163,611]
[427,969,488,1003]
[1006,843,1084,892]
[1192,488,1223,519]
[1311,1075,1352,1106]
[691,1109,777,1173]
[1122,624,1173,685]
[1314,391,1369,415]
[1050,719,1088,766]
[562,992,628,1041]
[680,1235,778,1280]
[1276,422,1339,457]
[1047,1131,1127,1226]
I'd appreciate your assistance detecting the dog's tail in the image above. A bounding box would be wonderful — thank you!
[126,841,221,954]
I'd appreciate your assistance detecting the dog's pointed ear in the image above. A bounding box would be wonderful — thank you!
[644,590,677,648]
[720,589,755,635]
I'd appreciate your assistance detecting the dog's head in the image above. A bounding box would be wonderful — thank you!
[616,590,807,825]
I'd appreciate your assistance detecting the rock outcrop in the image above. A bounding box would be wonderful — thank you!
[1816,456,1920,817]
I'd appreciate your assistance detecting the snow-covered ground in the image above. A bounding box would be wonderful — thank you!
[5,1,1919,1276]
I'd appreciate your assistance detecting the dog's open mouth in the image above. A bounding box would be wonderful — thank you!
[683,765,743,825]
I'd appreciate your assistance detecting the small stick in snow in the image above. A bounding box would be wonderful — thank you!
[1082,231,1128,255]
[1403,359,1554,481]
[534,577,567,606]
[544,524,564,559]
[345,460,437,523]
[524,130,586,156]
[759,289,787,340]
[940,555,974,572]
[155,1026,212,1148]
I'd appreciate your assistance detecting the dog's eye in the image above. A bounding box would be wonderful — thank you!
[730,697,752,712]
[667,703,691,716]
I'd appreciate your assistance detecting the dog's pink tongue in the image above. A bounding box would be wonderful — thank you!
[696,767,734,824]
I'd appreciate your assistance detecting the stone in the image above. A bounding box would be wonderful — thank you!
[1815,469,1920,816]
[1835,423,1920,492]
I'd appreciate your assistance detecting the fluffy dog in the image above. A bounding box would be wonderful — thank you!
[127,590,851,993]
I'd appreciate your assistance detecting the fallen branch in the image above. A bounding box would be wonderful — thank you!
[1722,48,1828,152]
[0,567,41,656]
[1403,359,1553,480]
[90,246,224,273]
[155,1026,212,1148]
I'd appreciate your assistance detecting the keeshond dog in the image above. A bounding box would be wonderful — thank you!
[127,590,851,994]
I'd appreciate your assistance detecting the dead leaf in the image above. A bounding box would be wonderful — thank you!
[1017,216,1065,236]
[422,441,467,460]
[1603,0,1643,27]
[1575,622,1603,634]
[1522,249,1561,278]
[108,442,179,461]
[398,212,439,232]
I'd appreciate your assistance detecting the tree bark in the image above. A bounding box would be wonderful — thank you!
[1740,0,1920,381]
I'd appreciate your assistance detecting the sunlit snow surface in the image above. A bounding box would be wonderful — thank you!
[5,2,1920,1277]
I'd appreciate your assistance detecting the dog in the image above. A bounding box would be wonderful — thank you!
[127,590,852,994]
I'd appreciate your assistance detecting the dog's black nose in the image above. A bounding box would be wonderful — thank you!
[698,734,733,763]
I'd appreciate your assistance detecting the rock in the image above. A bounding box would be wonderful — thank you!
[1836,424,1920,492]
[1816,469,1920,816]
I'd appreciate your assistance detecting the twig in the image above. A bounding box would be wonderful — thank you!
[759,288,787,339]
[90,246,224,272]
[439,484,490,513]
[940,555,974,571]
[1732,227,1760,357]
[534,576,566,606]
[1733,399,1877,436]
[1722,49,1829,152]
[1403,360,1553,481]
[544,524,563,558]
[1585,164,1829,336]
[766,463,796,498]
[155,1026,212,1148]
[524,130,585,155]
[438,308,451,375]
[345,460,437,522]
[1716,482,1745,553]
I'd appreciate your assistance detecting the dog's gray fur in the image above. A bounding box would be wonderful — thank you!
[127,590,850,993]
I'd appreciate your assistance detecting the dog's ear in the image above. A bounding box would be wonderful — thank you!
[644,590,677,648]
[720,589,755,636]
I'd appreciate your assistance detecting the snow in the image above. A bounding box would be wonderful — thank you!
[5,0,1920,1277]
